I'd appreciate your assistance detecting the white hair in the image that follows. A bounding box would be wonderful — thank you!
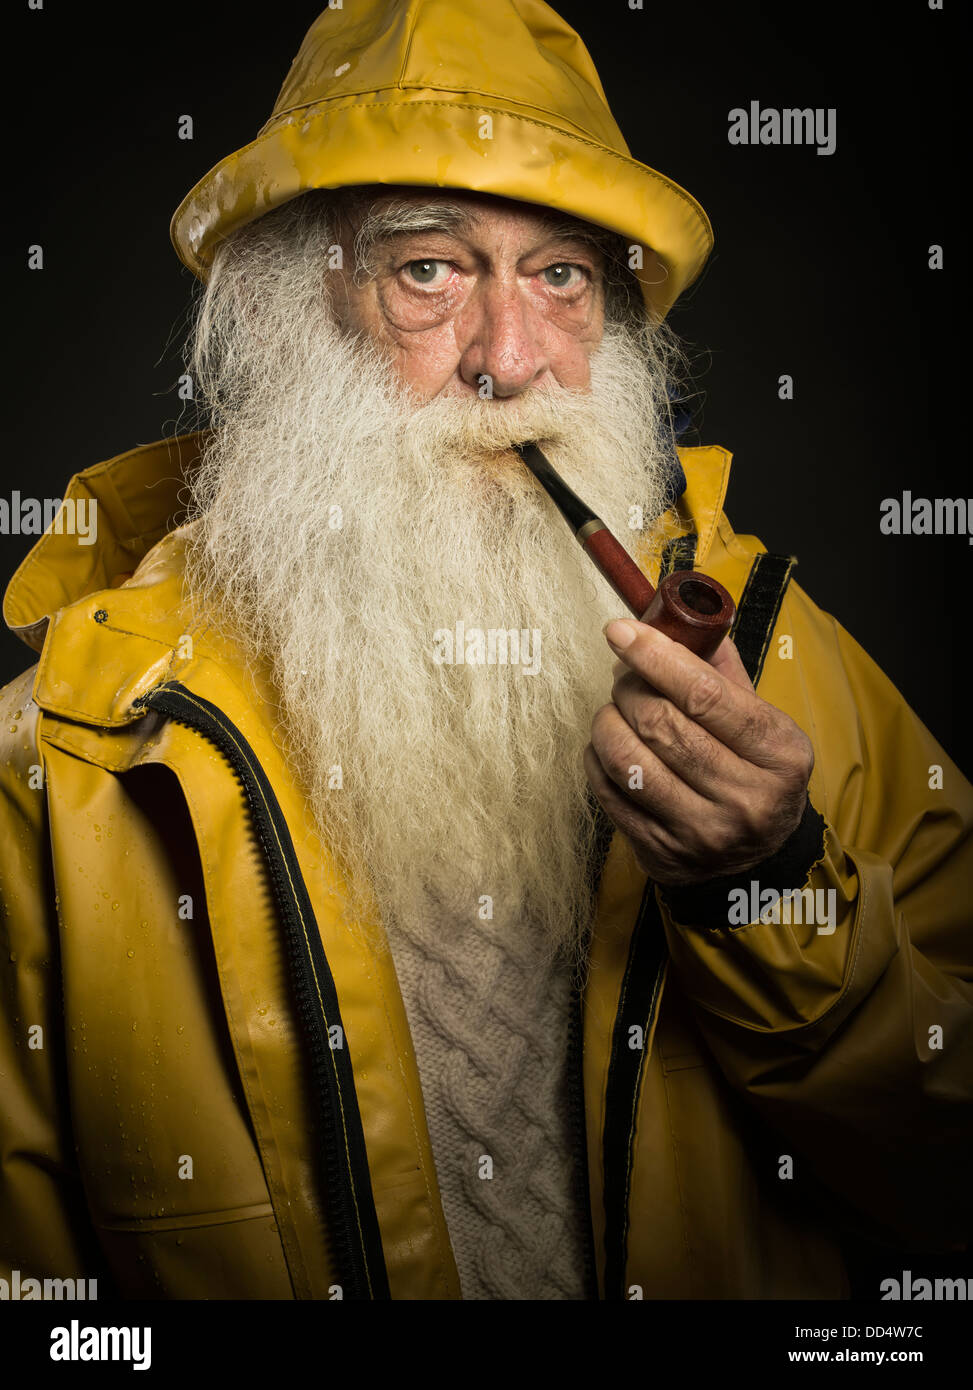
[183,189,688,965]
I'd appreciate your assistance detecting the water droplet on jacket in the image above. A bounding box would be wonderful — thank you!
[127,949,135,958]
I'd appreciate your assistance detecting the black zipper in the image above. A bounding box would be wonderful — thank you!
[592,548,791,1298]
[569,537,685,1301]
[144,681,390,1300]
[601,879,668,1301]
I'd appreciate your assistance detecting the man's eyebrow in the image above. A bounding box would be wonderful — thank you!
[532,219,611,255]
[353,201,474,274]
[350,200,613,278]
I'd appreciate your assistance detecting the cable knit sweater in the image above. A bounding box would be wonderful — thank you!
[384,907,588,1299]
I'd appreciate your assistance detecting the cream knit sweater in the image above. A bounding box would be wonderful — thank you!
[385,906,588,1299]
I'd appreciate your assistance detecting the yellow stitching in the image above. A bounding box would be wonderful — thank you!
[618,957,667,1279]
[680,858,871,1037]
[170,690,375,1295]
[659,997,695,1286]
[40,727,136,773]
[370,951,452,1297]
[600,904,638,1275]
[34,616,175,725]
[754,559,795,680]
[149,749,309,1298]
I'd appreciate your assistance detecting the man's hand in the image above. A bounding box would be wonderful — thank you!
[583,618,815,886]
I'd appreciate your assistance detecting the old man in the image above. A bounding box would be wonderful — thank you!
[1,0,970,1301]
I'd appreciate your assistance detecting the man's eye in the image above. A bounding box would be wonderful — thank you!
[542,263,585,290]
[404,259,449,286]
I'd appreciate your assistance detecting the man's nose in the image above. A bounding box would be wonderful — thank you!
[457,281,549,397]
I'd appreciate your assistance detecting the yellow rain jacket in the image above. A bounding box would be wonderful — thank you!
[2,0,971,1301]
[1,433,970,1299]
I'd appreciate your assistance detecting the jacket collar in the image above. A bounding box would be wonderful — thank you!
[5,431,732,729]
[3,433,206,655]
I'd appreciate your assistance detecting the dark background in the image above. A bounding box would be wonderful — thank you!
[5,0,967,773]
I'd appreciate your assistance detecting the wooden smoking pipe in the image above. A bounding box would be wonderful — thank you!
[514,442,735,661]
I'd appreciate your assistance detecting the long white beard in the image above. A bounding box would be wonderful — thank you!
[183,202,682,963]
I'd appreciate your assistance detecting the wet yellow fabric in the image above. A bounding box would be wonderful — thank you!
[2,433,970,1298]
[170,0,713,319]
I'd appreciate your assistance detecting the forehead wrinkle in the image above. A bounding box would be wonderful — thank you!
[349,194,614,276]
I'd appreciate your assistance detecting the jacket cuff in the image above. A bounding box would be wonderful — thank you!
[659,796,827,930]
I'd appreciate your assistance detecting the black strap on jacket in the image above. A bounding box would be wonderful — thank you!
[730,552,797,685]
[597,546,797,1299]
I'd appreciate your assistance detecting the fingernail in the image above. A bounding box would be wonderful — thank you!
[604,619,638,650]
